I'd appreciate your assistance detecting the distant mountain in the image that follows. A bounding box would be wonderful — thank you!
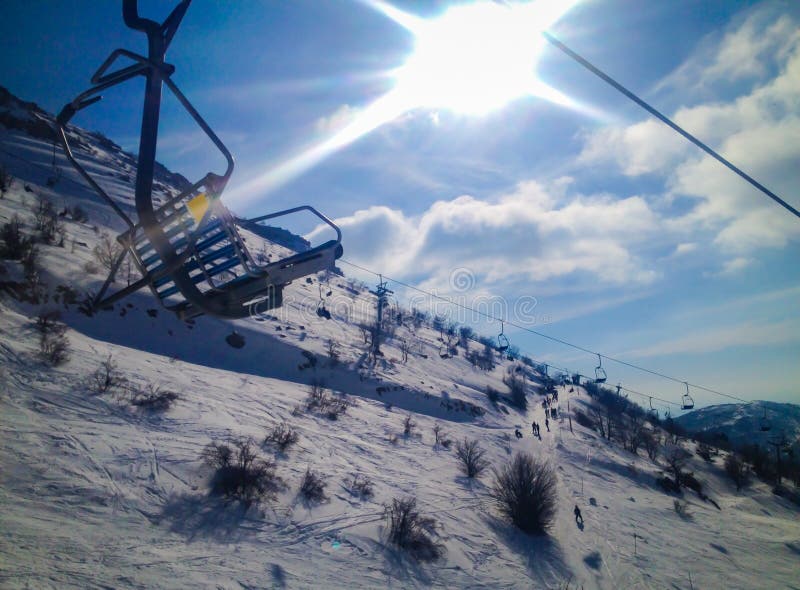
[675,401,800,451]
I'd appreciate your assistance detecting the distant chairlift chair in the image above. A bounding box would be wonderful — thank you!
[681,382,695,410]
[594,354,607,384]
[496,321,510,353]
[648,397,659,420]
[55,0,342,320]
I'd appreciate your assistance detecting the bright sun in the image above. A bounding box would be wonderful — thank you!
[387,0,580,114]
[228,0,581,205]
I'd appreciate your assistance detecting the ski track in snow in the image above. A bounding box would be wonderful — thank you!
[2,119,800,589]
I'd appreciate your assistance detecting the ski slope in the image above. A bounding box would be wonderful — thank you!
[2,93,800,590]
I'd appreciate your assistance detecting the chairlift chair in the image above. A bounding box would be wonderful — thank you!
[46,139,62,187]
[55,0,342,320]
[316,283,332,320]
[594,354,607,384]
[648,397,658,420]
[496,321,510,353]
[681,382,695,410]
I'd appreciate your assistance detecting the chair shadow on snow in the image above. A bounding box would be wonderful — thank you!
[65,293,481,423]
[158,492,261,543]
[484,515,573,586]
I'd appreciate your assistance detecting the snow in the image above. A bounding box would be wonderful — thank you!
[2,94,800,590]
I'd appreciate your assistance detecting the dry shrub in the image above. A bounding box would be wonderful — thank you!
[492,453,557,534]
[344,473,374,500]
[264,421,299,452]
[384,497,444,561]
[130,383,179,411]
[299,468,328,503]
[202,437,283,503]
[455,438,489,478]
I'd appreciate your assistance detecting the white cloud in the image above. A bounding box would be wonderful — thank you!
[654,7,800,96]
[578,119,687,176]
[671,243,697,257]
[713,257,755,277]
[579,7,800,256]
[312,178,662,294]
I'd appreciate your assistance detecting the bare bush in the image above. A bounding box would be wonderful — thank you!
[504,373,527,410]
[89,354,127,394]
[399,339,410,363]
[642,429,660,461]
[455,438,489,478]
[673,499,691,519]
[384,497,444,561]
[130,383,179,411]
[724,453,750,492]
[344,473,374,500]
[573,408,594,430]
[485,386,500,406]
[93,233,123,272]
[491,454,557,534]
[299,467,328,503]
[33,197,63,245]
[433,423,452,449]
[0,165,12,197]
[69,205,88,223]
[264,421,299,452]
[681,472,703,494]
[1,215,32,260]
[664,445,690,490]
[202,437,283,503]
[326,338,340,366]
[403,414,416,437]
[35,310,70,366]
[621,414,647,455]
[306,381,351,420]
[696,442,714,462]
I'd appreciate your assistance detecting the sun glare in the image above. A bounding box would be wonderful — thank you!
[388,0,580,114]
[229,1,581,206]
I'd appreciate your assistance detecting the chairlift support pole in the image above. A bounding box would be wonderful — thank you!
[369,275,393,357]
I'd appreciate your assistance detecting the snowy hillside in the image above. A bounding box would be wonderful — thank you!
[2,90,800,589]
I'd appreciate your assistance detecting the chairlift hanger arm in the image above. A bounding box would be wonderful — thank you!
[248,205,343,244]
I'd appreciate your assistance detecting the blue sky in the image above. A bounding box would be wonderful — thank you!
[2,0,799,408]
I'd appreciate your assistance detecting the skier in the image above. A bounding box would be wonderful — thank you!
[531,422,536,436]
[515,428,523,439]
[574,505,583,525]
[545,417,550,432]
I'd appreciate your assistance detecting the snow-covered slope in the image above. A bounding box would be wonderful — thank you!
[2,90,800,590]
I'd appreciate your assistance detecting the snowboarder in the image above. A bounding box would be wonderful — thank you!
[531,422,536,435]
[545,418,550,432]
[515,428,523,439]
[574,505,583,525]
